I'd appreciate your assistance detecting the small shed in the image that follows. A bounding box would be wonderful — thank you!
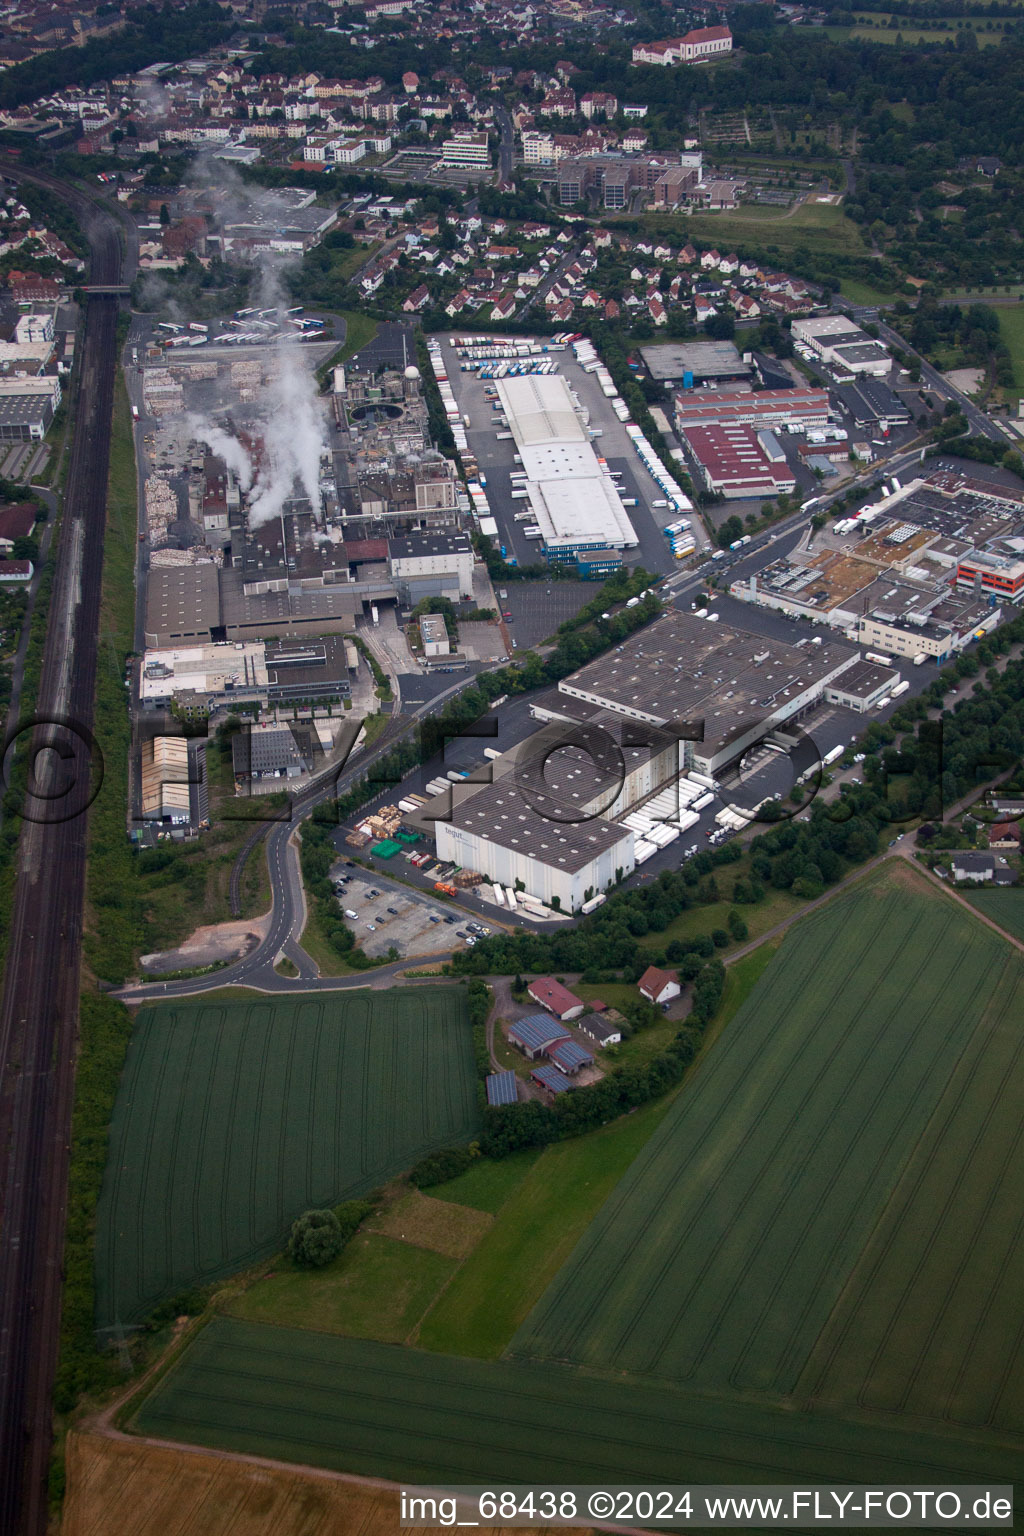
[577,1013,622,1047]
[530,1063,573,1095]
[485,1069,519,1106]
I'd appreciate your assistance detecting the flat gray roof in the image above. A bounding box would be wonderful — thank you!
[446,776,632,873]
[640,340,748,382]
[558,609,856,752]
[144,564,221,644]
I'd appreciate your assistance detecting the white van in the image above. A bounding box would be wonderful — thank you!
[652,499,669,509]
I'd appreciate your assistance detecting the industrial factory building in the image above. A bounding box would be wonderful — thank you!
[549,609,860,776]
[791,315,891,377]
[419,611,863,908]
[388,530,475,601]
[640,340,751,387]
[681,422,796,499]
[730,474,1022,656]
[139,636,353,714]
[495,374,639,561]
[434,775,636,914]
[673,387,830,432]
[0,376,62,440]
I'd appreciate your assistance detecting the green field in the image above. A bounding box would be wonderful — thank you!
[415,1092,679,1357]
[95,989,479,1328]
[131,871,1024,1484]
[839,276,897,306]
[996,305,1024,402]
[512,867,1024,1422]
[428,1147,543,1214]
[646,201,865,260]
[132,1317,1024,1486]
[965,886,1024,942]
[226,1232,457,1344]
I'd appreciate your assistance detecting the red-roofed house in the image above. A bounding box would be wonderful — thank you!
[7,270,60,303]
[0,502,36,552]
[988,821,1022,850]
[527,976,585,1021]
[638,966,680,1007]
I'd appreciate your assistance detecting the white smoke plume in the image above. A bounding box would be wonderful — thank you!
[245,349,325,526]
[185,415,254,490]
[244,261,327,528]
[173,153,329,530]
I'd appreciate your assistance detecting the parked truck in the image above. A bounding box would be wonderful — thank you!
[434,881,457,897]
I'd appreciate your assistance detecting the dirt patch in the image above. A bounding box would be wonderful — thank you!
[943,366,984,397]
[366,1189,493,1259]
[140,913,271,975]
[63,1430,586,1536]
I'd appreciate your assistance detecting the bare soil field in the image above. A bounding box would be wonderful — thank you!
[63,1430,588,1536]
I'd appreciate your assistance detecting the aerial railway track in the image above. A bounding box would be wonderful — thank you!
[0,162,129,1536]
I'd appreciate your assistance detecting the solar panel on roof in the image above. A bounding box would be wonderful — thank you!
[548,1039,594,1073]
[531,1064,572,1094]
[486,1070,519,1106]
[508,1014,571,1051]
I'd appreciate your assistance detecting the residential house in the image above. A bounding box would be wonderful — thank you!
[638,965,680,1006]
[988,821,1021,850]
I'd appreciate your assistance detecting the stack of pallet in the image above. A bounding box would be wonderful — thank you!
[144,475,177,541]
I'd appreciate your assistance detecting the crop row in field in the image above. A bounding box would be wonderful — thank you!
[511,870,1018,1410]
[133,1317,1024,1488]
[797,948,1024,1436]
[95,989,479,1329]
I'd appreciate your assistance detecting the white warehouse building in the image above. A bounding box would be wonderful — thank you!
[496,373,639,563]
[791,315,891,378]
[435,776,635,912]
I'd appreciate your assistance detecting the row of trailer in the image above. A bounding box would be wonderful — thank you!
[618,773,723,861]
[625,422,694,517]
[158,309,322,351]
[450,335,567,361]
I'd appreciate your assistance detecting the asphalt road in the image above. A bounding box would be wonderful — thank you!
[115,674,486,1002]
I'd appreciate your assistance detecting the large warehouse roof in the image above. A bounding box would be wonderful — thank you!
[496,374,585,446]
[496,374,638,552]
[445,776,634,872]
[557,609,857,753]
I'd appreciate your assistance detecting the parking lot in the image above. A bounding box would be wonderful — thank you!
[437,333,683,579]
[327,865,497,957]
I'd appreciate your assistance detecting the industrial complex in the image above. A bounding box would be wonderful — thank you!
[729,471,1022,659]
[403,608,866,913]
